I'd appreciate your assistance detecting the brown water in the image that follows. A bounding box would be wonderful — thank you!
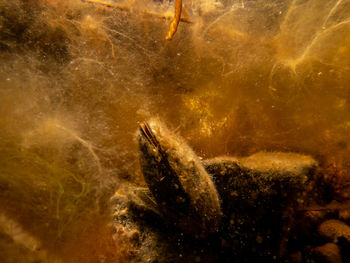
[0,0,350,262]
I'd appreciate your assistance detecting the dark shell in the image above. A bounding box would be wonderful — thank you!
[137,119,222,237]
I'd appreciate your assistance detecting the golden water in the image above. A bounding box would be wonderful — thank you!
[1,0,350,262]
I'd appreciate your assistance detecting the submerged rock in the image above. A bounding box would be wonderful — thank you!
[111,187,166,262]
[204,151,317,208]
[111,120,318,262]
[204,152,317,258]
[111,186,220,263]
[313,243,342,263]
[318,219,350,245]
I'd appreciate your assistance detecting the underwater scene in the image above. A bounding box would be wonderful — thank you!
[1,0,350,262]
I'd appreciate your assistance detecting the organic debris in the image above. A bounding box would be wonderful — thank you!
[1,0,350,262]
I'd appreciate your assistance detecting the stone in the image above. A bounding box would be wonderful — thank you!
[313,243,342,263]
[318,219,350,245]
[339,209,350,222]
[203,152,317,258]
[287,251,303,263]
[204,152,317,209]
[304,210,326,225]
[110,186,220,263]
[338,187,350,200]
[111,120,320,261]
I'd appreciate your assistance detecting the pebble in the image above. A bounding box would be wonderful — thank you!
[313,243,342,263]
[304,210,326,225]
[318,219,350,244]
[339,209,350,222]
[337,187,350,200]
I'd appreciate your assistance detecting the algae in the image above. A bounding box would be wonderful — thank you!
[0,0,350,262]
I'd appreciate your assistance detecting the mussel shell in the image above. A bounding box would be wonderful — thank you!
[138,119,222,237]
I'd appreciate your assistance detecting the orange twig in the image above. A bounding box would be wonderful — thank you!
[165,0,182,40]
[83,0,193,24]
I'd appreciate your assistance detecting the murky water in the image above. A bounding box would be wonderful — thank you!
[1,0,350,262]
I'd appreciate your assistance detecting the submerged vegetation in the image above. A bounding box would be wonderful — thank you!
[1,0,350,262]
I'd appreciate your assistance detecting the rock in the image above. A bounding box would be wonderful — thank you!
[114,120,321,261]
[318,219,350,245]
[110,186,220,263]
[204,152,317,206]
[239,151,317,187]
[110,188,164,262]
[313,243,342,263]
[287,250,303,263]
[332,202,350,226]
[339,209,350,222]
[338,187,350,200]
[304,210,326,225]
[203,152,317,258]
[292,209,326,242]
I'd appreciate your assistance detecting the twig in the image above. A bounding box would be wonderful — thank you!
[298,200,350,212]
[83,0,193,24]
[83,0,128,9]
[165,0,182,40]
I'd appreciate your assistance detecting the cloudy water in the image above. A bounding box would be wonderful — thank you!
[1,0,350,262]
